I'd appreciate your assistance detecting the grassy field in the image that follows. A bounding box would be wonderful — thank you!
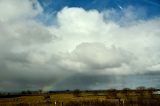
[0,90,160,106]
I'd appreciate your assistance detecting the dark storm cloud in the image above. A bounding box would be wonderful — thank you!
[53,74,117,90]
[54,72,160,90]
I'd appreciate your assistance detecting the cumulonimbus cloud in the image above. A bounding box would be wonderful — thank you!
[0,0,160,91]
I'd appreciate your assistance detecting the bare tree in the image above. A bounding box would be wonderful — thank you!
[73,89,81,97]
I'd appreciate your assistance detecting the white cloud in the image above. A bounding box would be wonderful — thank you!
[48,7,160,75]
[103,5,147,25]
[72,43,131,71]
[0,1,160,90]
[0,0,57,91]
[0,0,43,22]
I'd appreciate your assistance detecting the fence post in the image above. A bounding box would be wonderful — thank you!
[54,101,56,106]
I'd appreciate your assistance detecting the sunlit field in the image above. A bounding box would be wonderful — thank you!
[0,89,160,106]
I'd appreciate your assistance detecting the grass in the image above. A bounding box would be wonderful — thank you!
[0,90,160,106]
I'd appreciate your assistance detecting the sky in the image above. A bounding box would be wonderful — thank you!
[0,0,160,92]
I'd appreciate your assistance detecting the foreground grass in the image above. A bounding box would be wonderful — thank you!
[0,90,160,106]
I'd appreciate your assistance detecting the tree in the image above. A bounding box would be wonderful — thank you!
[73,89,81,97]
[122,88,131,99]
[106,88,117,99]
[21,90,32,95]
[136,86,146,105]
[147,87,156,98]
[93,91,98,96]
[136,86,146,90]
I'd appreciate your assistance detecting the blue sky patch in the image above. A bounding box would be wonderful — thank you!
[37,0,160,25]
